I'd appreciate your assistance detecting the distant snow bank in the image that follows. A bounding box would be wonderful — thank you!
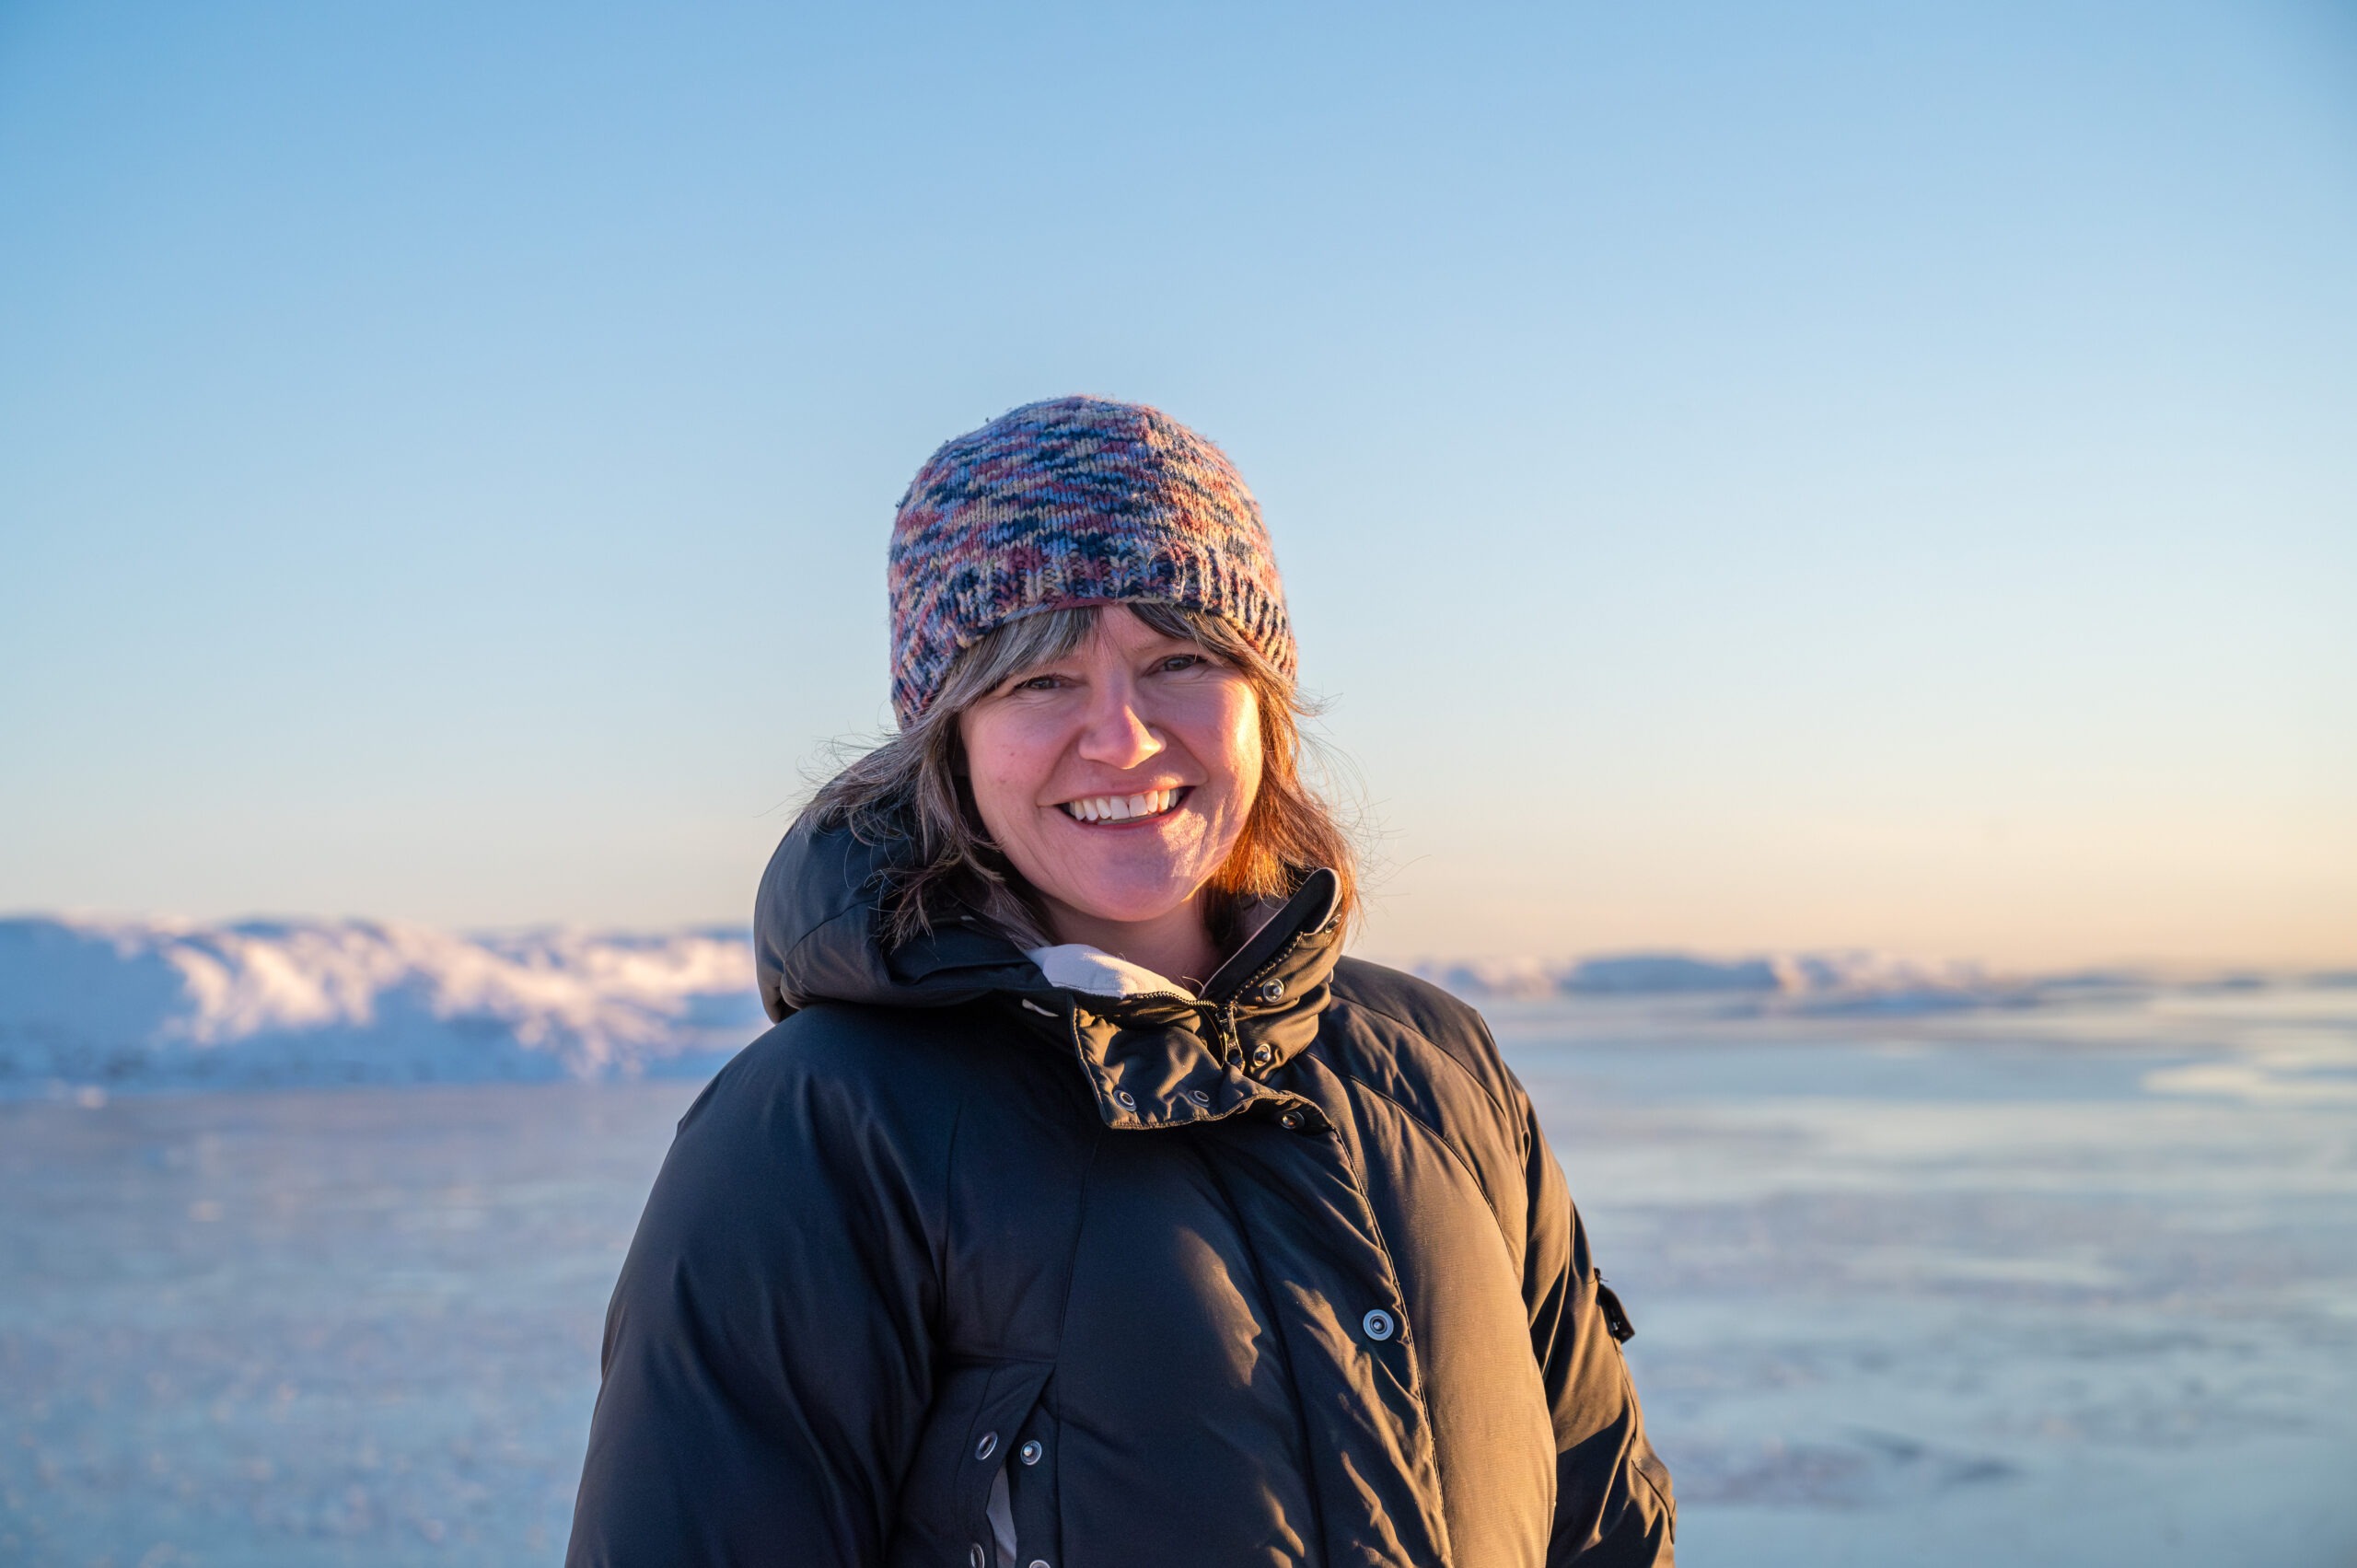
[5,914,2343,1096]
[1415,950,2165,1014]
[0,916,764,1094]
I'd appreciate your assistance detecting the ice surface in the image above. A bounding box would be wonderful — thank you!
[1,977,2352,1564]
[1494,987,2357,1564]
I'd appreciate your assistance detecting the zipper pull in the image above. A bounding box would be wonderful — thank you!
[1214,1005,1243,1068]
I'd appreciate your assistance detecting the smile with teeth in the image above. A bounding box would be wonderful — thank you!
[1057,786,1188,824]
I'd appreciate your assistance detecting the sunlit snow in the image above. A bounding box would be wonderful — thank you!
[0,916,761,1089]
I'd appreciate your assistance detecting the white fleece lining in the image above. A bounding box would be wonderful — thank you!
[1024,944,1191,998]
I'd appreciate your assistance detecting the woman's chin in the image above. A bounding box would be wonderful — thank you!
[1039,870,1209,934]
[1028,828,1224,931]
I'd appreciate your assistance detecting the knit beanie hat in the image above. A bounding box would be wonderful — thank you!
[887,396,1295,726]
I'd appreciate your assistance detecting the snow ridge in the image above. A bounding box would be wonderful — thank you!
[1411,950,2107,1013]
[0,916,763,1093]
[4,915,2331,1095]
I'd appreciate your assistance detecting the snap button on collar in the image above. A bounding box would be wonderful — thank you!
[1362,1308,1397,1342]
[1188,1088,1211,1106]
[974,1431,998,1460]
[1256,978,1285,1002]
[1114,1089,1136,1109]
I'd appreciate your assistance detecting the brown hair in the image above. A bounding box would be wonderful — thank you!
[801,602,1360,954]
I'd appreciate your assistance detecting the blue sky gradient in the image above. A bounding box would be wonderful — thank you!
[3,1,2351,964]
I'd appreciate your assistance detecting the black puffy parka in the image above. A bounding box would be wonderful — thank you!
[567,821,1675,1567]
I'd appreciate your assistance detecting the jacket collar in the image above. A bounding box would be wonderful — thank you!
[1017,869,1342,1133]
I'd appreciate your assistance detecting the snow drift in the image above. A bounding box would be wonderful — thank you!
[2,914,2300,1095]
[0,916,763,1093]
[1411,949,2089,1012]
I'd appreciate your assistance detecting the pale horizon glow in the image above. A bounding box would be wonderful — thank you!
[2,1,2351,969]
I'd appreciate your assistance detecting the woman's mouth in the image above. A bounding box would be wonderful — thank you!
[1056,786,1190,824]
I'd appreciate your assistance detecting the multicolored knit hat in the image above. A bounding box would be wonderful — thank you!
[887,396,1295,726]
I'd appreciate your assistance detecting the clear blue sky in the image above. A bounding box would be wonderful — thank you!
[3,0,2351,966]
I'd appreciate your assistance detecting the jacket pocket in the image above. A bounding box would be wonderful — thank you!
[891,1360,1054,1567]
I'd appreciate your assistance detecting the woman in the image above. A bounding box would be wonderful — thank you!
[568,398,1675,1567]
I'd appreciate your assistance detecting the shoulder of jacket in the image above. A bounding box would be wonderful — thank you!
[1325,957,1525,1125]
[1329,956,1488,1039]
[705,999,1003,1113]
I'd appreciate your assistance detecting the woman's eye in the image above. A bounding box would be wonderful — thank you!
[1156,655,1204,674]
[1009,674,1062,692]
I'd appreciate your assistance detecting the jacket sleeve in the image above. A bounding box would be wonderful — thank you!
[566,1029,945,1567]
[1519,1087,1678,1566]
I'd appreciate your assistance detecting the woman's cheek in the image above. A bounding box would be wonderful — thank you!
[1224,703,1265,819]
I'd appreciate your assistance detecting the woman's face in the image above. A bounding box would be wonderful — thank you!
[958,607,1263,940]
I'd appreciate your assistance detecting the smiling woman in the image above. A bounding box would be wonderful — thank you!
[958,610,1265,987]
[566,398,1675,1567]
[806,597,1351,993]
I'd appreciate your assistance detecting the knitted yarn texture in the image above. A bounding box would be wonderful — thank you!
[887,396,1295,726]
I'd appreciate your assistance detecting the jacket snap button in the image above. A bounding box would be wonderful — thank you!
[1251,1045,1273,1067]
[969,1546,986,1568]
[974,1431,998,1460]
[1257,978,1285,1002]
[1114,1089,1136,1109]
[1362,1308,1397,1342]
[1188,1088,1210,1106]
[1279,1110,1303,1131]
[1028,1561,1051,1568]
[1019,1439,1043,1465]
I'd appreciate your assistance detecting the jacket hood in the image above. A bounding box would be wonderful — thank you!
[754,814,1043,1022]
[754,815,1349,1132]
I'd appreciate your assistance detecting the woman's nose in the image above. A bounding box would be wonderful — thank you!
[1074,688,1164,769]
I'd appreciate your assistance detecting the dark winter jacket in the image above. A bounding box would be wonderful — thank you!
[567,821,1675,1567]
